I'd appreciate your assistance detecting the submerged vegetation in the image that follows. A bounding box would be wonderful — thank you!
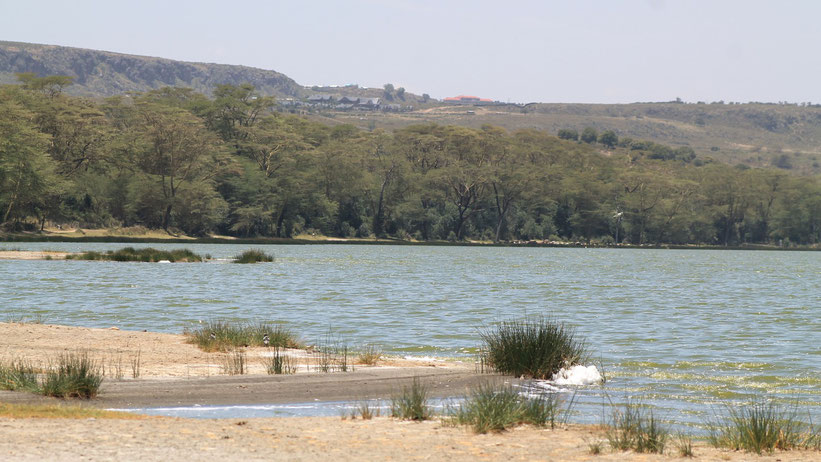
[232,249,274,263]
[2,76,820,246]
[66,247,202,262]
[185,320,301,352]
[480,317,587,379]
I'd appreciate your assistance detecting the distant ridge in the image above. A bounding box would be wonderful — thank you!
[0,40,305,98]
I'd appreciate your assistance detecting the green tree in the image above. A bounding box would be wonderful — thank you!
[598,130,618,148]
[580,127,598,144]
[557,129,579,141]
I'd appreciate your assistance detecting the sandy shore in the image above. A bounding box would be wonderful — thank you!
[0,323,817,461]
[0,250,71,260]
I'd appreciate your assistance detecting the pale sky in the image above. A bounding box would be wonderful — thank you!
[1,0,819,104]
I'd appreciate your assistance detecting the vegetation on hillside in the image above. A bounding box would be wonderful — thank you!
[1,75,820,246]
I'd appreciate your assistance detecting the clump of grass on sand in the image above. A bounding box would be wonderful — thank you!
[232,249,274,263]
[480,317,587,379]
[186,320,301,352]
[450,384,562,433]
[357,344,382,366]
[66,247,202,262]
[0,359,40,392]
[707,400,820,454]
[262,347,296,374]
[606,399,668,454]
[391,377,432,421]
[41,352,104,399]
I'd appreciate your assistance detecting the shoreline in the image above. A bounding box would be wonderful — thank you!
[1,235,817,252]
[0,322,818,461]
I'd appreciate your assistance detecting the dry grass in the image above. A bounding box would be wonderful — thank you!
[0,403,142,419]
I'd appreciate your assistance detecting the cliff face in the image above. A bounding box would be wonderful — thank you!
[0,41,305,98]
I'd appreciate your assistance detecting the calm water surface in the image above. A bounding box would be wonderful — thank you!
[2,243,819,428]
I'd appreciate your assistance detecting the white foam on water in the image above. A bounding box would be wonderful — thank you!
[551,365,602,386]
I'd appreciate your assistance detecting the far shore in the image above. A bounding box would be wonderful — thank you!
[1,226,816,251]
[0,322,817,461]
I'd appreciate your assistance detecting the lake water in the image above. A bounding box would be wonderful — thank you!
[2,242,819,429]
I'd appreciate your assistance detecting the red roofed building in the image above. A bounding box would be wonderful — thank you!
[444,95,494,104]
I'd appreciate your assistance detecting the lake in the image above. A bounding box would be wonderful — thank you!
[2,242,819,429]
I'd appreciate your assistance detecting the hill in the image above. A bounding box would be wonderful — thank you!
[2,41,821,174]
[0,41,305,99]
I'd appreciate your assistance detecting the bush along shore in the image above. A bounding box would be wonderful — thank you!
[0,352,103,399]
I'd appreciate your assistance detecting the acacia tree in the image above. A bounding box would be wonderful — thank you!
[0,98,59,226]
[131,102,227,232]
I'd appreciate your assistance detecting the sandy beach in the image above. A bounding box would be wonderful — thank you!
[0,322,817,461]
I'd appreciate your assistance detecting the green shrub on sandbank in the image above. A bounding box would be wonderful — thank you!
[449,383,563,433]
[66,247,202,262]
[186,320,300,352]
[480,317,587,379]
[606,399,668,453]
[232,249,274,263]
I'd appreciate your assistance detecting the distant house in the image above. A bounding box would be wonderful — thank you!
[307,95,334,103]
[443,95,494,105]
[305,95,381,110]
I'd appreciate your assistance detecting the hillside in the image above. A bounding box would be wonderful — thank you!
[0,41,305,99]
[2,41,821,174]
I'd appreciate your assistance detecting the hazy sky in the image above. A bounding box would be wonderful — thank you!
[2,0,819,104]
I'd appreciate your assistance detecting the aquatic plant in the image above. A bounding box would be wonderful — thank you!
[66,247,202,262]
[450,384,562,433]
[707,400,819,454]
[391,377,432,421]
[480,317,587,379]
[186,320,300,352]
[41,352,104,399]
[262,347,295,375]
[675,433,695,457]
[232,249,274,263]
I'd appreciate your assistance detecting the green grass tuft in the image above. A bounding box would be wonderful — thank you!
[480,317,587,379]
[391,377,432,421]
[41,352,104,399]
[232,249,274,263]
[606,399,668,453]
[708,400,818,454]
[0,359,40,392]
[451,384,562,433]
[186,320,300,352]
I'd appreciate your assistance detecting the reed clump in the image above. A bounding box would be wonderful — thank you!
[262,347,296,374]
[707,400,819,454]
[450,384,562,433]
[357,344,382,366]
[186,320,301,352]
[606,399,668,454]
[480,317,587,379]
[41,352,104,399]
[232,249,274,263]
[66,247,202,262]
[391,377,432,421]
[0,359,40,392]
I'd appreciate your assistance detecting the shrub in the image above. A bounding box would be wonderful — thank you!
[41,352,103,399]
[232,249,274,264]
[357,345,382,366]
[391,377,432,421]
[480,317,587,379]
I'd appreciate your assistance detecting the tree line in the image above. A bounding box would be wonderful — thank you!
[1,75,819,246]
